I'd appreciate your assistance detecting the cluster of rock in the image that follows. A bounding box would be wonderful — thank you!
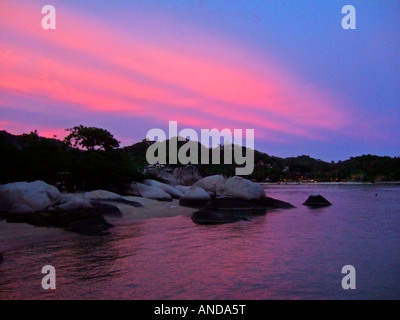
[0,181,141,235]
[0,167,295,230]
[126,173,294,224]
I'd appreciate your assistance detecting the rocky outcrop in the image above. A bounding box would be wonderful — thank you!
[193,175,225,194]
[179,187,211,208]
[0,182,127,235]
[143,180,184,199]
[303,195,332,207]
[216,176,266,201]
[172,165,202,186]
[177,175,295,211]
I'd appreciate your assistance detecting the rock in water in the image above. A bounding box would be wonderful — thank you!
[0,253,4,264]
[64,210,114,236]
[303,195,332,207]
[193,175,226,194]
[179,187,211,208]
[216,176,266,201]
[260,197,295,209]
[191,210,249,225]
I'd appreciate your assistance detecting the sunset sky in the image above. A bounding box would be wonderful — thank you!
[1,0,399,161]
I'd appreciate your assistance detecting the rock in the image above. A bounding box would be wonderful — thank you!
[90,202,122,217]
[85,190,126,201]
[136,183,172,201]
[54,194,93,211]
[216,176,266,201]
[0,253,3,264]
[63,210,114,236]
[172,165,202,186]
[174,185,192,194]
[213,196,294,211]
[191,210,250,225]
[179,187,211,208]
[143,180,184,199]
[10,204,35,214]
[85,190,142,206]
[125,183,141,196]
[0,181,61,212]
[193,175,226,193]
[303,195,332,207]
[263,197,295,209]
[4,208,114,236]
[213,197,265,210]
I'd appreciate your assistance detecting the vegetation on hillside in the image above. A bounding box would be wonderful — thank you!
[1,128,399,192]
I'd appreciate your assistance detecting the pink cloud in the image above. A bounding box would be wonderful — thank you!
[0,0,349,143]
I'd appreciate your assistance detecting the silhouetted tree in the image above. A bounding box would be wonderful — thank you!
[64,125,120,151]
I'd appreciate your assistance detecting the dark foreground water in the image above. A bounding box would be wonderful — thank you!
[1,184,399,300]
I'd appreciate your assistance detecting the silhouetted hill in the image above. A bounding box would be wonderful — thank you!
[1,130,399,184]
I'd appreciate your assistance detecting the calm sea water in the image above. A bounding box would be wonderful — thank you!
[1,184,399,300]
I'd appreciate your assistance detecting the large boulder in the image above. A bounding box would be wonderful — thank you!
[136,183,172,201]
[0,181,61,213]
[143,180,184,199]
[216,176,266,201]
[179,187,211,208]
[193,175,225,194]
[172,165,202,186]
